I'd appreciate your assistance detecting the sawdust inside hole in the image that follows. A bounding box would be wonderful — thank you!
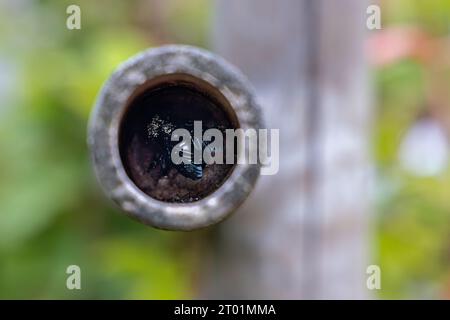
[119,76,237,203]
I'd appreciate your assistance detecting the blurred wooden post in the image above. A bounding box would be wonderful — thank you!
[200,0,372,299]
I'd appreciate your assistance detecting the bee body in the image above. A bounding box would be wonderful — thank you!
[146,116,208,180]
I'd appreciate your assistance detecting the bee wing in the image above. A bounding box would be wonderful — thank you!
[192,136,203,151]
[172,139,193,158]
[177,163,203,180]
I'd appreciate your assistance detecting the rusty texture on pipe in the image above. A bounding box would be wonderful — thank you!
[88,45,263,231]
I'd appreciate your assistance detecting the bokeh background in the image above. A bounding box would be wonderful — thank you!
[0,0,449,299]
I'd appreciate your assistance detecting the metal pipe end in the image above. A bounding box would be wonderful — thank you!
[88,45,263,230]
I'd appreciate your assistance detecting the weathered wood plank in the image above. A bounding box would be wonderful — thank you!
[200,0,372,299]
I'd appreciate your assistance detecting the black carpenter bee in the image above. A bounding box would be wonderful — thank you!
[145,115,217,180]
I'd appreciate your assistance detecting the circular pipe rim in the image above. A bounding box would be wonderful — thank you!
[88,45,263,230]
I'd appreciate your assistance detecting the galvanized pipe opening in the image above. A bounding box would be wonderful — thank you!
[119,73,238,203]
[88,45,263,230]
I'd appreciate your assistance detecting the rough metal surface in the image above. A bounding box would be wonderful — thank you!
[88,45,263,231]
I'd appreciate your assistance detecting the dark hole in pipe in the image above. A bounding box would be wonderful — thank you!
[119,74,237,203]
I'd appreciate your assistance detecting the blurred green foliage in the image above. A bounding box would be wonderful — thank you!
[0,0,449,299]
[0,0,210,299]
[382,0,450,34]
[375,0,450,298]
[375,64,450,297]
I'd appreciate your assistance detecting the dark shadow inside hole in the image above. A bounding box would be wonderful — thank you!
[119,80,236,203]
